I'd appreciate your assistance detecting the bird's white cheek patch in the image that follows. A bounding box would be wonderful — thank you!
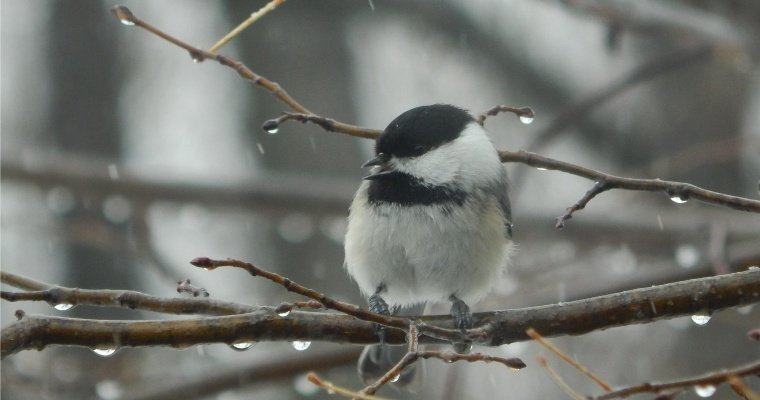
[392,148,461,186]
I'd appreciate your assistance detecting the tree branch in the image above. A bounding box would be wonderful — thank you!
[108,5,760,223]
[499,150,760,214]
[595,360,760,400]
[190,257,469,344]
[3,268,758,358]
[111,5,380,140]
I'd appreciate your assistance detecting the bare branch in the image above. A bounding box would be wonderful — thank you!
[3,269,758,358]
[109,5,760,222]
[176,279,210,298]
[537,356,586,400]
[555,180,611,229]
[190,257,469,344]
[499,150,760,215]
[594,360,760,400]
[110,5,379,139]
[262,112,379,139]
[474,105,535,126]
[527,328,612,392]
[1,271,254,316]
[207,0,286,54]
[308,373,388,400]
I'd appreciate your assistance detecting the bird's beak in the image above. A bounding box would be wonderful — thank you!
[362,153,393,180]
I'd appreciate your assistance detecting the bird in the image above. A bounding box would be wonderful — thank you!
[344,104,514,385]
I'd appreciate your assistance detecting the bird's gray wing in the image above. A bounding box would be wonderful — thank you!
[494,168,513,238]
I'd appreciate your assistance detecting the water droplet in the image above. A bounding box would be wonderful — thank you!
[107,164,119,180]
[262,120,280,134]
[256,143,265,154]
[278,310,291,317]
[96,379,124,400]
[47,186,76,214]
[277,213,315,243]
[670,195,688,204]
[229,342,255,351]
[675,245,700,269]
[293,373,320,396]
[390,374,400,383]
[119,19,135,26]
[694,384,716,397]
[54,303,74,311]
[368,0,376,12]
[320,216,347,245]
[102,195,132,224]
[656,215,664,231]
[292,341,311,351]
[609,245,637,274]
[691,311,711,326]
[519,115,534,125]
[536,167,548,171]
[93,347,118,357]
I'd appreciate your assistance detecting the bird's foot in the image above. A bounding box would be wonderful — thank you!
[369,290,390,343]
[449,295,473,354]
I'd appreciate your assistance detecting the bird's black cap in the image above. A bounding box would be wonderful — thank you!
[376,104,474,158]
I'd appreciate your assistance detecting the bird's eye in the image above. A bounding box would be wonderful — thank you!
[413,145,426,154]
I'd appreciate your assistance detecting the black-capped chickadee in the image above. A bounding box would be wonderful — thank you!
[344,104,514,385]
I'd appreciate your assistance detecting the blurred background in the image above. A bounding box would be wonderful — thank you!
[2,1,759,399]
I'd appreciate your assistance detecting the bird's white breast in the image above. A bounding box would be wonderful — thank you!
[344,183,512,307]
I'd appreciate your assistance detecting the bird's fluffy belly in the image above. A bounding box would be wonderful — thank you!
[344,193,510,307]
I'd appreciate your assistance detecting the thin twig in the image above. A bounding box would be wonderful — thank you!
[1,271,254,315]
[555,180,611,229]
[360,349,526,396]
[110,5,760,220]
[595,360,760,400]
[3,268,759,358]
[308,373,390,400]
[474,105,535,126]
[537,355,586,400]
[728,376,760,400]
[208,0,286,53]
[110,5,380,139]
[0,271,52,291]
[176,279,209,298]
[190,257,470,344]
[527,328,613,392]
[500,149,760,215]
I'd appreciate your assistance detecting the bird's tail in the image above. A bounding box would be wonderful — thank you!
[357,303,426,388]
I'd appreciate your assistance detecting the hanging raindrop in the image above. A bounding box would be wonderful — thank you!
[95,379,124,400]
[54,303,74,311]
[262,120,280,134]
[691,311,711,326]
[229,342,255,351]
[694,384,716,397]
[278,310,291,317]
[92,347,118,357]
[670,195,688,204]
[519,115,534,125]
[292,341,311,351]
